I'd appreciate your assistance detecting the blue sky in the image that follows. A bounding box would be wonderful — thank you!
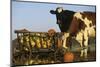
[12,1,96,40]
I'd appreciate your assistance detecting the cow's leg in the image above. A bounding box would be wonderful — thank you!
[84,37,88,58]
[62,32,69,49]
[78,40,84,57]
[81,28,88,59]
[84,48,88,58]
[76,31,84,57]
[80,42,83,57]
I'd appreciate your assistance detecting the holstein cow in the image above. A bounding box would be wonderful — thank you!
[50,7,96,58]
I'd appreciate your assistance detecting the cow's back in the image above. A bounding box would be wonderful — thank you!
[82,12,96,25]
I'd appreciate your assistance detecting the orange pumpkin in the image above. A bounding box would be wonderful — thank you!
[64,52,74,62]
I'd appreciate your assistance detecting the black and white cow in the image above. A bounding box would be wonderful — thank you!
[50,7,96,58]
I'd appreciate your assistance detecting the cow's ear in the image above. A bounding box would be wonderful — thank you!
[50,10,56,14]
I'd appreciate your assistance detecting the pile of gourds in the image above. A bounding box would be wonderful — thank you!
[18,33,54,49]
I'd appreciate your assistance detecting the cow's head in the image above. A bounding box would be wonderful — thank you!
[50,7,63,14]
[50,7,64,25]
[50,7,75,32]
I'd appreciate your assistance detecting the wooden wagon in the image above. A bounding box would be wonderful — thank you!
[12,29,64,65]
